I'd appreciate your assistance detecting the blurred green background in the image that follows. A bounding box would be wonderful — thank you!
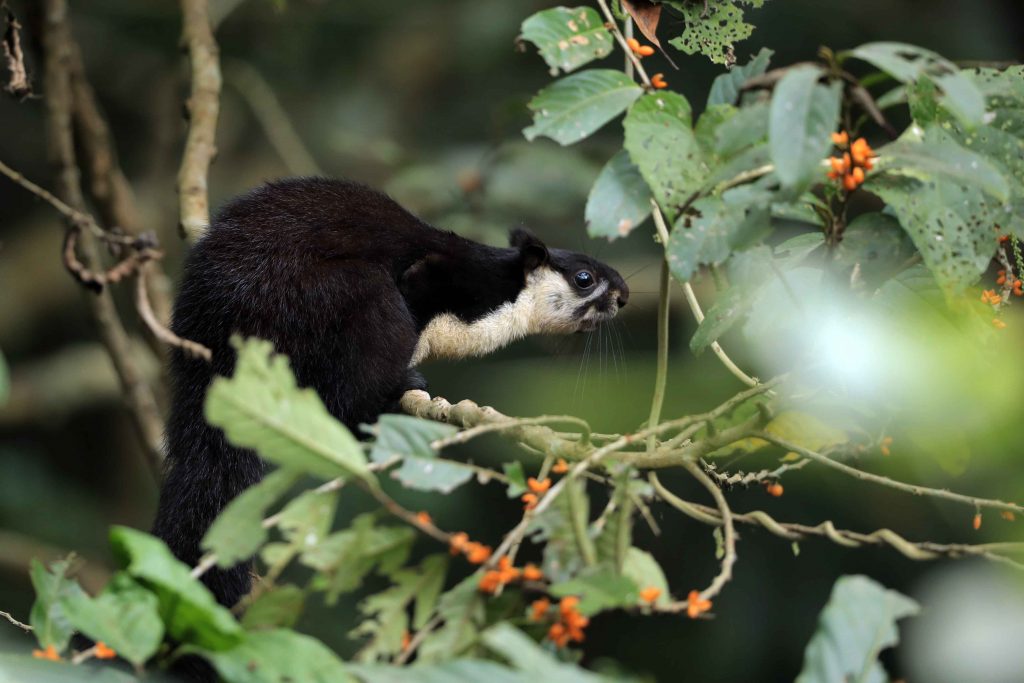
[1,1,1023,680]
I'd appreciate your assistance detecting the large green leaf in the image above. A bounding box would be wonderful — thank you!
[879,128,1009,201]
[585,150,652,240]
[109,526,242,651]
[523,70,642,146]
[768,66,841,189]
[519,6,613,75]
[416,575,485,664]
[707,47,773,107]
[58,574,163,667]
[867,128,1009,294]
[848,42,985,126]
[365,415,471,493]
[796,575,919,683]
[623,92,707,223]
[205,338,370,483]
[190,630,355,683]
[28,559,82,651]
[240,584,305,630]
[201,469,301,568]
[350,660,528,683]
[712,101,769,158]
[667,196,769,282]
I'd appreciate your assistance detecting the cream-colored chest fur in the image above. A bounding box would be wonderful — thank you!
[410,266,602,366]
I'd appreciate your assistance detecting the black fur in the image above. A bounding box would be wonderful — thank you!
[152,177,627,611]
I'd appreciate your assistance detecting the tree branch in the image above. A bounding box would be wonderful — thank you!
[178,0,222,242]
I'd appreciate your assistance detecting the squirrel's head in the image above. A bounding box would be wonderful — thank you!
[510,228,629,334]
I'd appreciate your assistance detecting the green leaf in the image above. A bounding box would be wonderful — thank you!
[849,42,985,126]
[623,92,707,223]
[712,101,769,158]
[594,470,635,572]
[519,7,613,75]
[707,47,774,107]
[417,575,485,664]
[529,478,591,583]
[109,526,242,651]
[482,623,607,682]
[833,212,913,283]
[58,574,163,666]
[302,514,415,604]
[205,338,371,483]
[202,469,301,568]
[502,461,527,498]
[867,129,1008,294]
[667,196,769,282]
[277,489,339,552]
[549,569,638,615]
[190,629,355,683]
[796,575,919,683]
[367,414,472,493]
[664,0,759,66]
[689,284,750,355]
[241,584,305,630]
[353,555,448,662]
[350,660,529,683]
[585,150,652,240]
[622,548,669,607]
[769,66,841,189]
[523,70,643,146]
[0,655,137,683]
[29,558,82,651]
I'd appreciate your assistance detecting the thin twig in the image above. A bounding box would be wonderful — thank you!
[0,610,31,632]
[178,0,222,242]
[136,263,212,361]
[756,433,1024,515]
[681,459,736,602]
[646,260,670,454]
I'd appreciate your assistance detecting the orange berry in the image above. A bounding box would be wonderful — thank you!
[33,645,60,661]
[650,73,668,89]
[401,630,412,651]
[521,493,539,511]
[415,511,432,526]
[639,586,662,604]
[993,318,1007,330]
[94,642,116,660]
[465,542,492,564]
[626,37,641,53]
[973,513,982,530]
[552,459,570,474]
[842,173,859,192]
[530,597,551,621]
[826,170,840,180]
[478,570,503,593]
[1001,510,1016,522]
[831,131,849,146]
[559,596,580,615]
[637,45,655,57]
[527,477,552,495]
[766,482,784,497]
[686,590,712,619]
[997,275,1007,286]
[999,235,1010,243]
[522,563,544,581]
[829,156,847,174]
[548,622,570,647]
[851,137,874,165]
[497,556,521,583]
[852,166,865,184]
[449,532,469,555]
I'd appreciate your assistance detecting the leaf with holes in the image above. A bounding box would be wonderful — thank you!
[585,150,652,240]
[707,47,773,107]
[769,66,842,190]
[519,6,613,75]
[623,92,707,223]
[524,70,643,146]
[796,575,919,683]
[848,42,985,126]
[664,0,765,66]
[667,196,769,283]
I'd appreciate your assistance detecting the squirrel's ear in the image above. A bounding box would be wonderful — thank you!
[510,228,549,271]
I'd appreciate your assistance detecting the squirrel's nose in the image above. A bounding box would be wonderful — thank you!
[616,284,629,308]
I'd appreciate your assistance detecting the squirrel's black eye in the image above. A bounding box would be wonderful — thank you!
[573,270,595,289]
